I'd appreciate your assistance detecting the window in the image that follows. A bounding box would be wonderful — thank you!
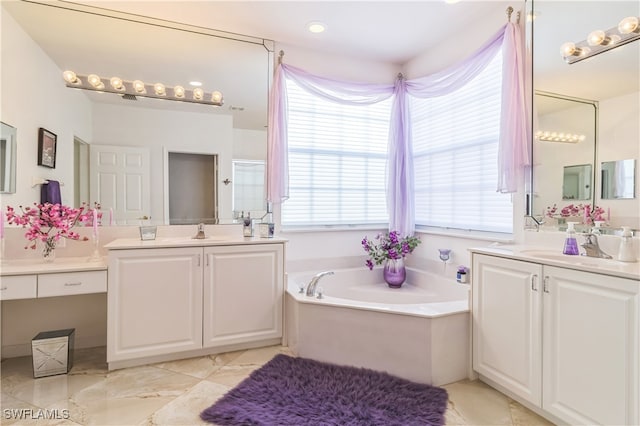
[282,80,392,227]
[232,160,265,216]
[412,53,513,233]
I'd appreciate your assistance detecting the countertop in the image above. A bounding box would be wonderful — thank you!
[470,245,640,281]
[105,236,288,250]
[0,257,107,276]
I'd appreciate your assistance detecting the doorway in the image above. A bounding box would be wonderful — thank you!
[168,152,218,224]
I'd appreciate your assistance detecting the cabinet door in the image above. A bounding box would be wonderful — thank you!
[108,247,203,362]
[543,266,639,425]
[203,244,283,348]
[472,254,543,405]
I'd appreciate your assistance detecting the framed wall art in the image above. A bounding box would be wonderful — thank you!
[38,127,57,168]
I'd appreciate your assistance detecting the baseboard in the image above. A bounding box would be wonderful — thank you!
[107,338,283,370]
[1,334,107,359]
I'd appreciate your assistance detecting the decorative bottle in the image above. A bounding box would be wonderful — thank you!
[259,202,275,238]
[617,226,637,262]
[562,221,580,255]
[243,212,253,237]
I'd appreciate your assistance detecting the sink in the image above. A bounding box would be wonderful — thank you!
[518,249,615,267]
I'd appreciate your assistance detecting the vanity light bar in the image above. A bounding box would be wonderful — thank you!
[561,16,640,64]
[62,71,224,106]
[535,130,586,143]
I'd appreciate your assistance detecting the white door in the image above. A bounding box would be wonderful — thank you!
[472,254,543,406]
[543,266,639,425]
[202,244,283,348]
[90,144,150,224]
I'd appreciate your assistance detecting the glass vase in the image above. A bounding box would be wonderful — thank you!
[41,237,57,263]
[383,257,406,288]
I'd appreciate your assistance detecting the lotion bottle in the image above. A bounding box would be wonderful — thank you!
[562,221,580,255]
[617,226,637,262]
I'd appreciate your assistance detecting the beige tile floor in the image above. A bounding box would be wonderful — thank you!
[1,346,553,425]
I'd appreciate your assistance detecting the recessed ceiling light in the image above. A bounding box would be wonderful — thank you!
[307,21,326,33]
[189,81,202,87]
[444,0,461,4]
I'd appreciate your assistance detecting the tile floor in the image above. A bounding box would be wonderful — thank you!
[1,345,554,425]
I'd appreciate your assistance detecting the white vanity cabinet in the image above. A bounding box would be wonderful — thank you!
[203,244,283,348]
[472,255,542,406]
[107,247,204,362]
[107,240,285,368]
[472,253,639,426]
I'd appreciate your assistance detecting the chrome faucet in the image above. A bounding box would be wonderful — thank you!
[581,233,612,259]
[305,271,334,296]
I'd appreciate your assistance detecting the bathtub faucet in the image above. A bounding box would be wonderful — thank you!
[305,271,334,297]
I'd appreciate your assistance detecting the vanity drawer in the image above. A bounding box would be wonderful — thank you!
[38,271,107,298]
[0,275,38,300]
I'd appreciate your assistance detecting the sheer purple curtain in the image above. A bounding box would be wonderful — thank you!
[498,22,531,193]
[388,77,414,236]
[267,22,528,234]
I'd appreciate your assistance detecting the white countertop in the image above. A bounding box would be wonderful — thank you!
[0,257,107,276]
[105,236,288,250]
[470,245,640,281]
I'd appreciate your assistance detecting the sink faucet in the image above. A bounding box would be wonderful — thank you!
[305,271,334,296]
[194,223,206,239]
[581,233,612,259]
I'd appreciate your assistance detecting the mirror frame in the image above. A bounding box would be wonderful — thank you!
[0,121,17,194]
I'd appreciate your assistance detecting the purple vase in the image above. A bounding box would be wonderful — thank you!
[383,258,406,288]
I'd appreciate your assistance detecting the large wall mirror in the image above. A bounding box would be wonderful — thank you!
[1,1,272,225]
[531,0,639,231]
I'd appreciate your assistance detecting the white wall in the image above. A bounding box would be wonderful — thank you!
[403,1,520,78]
[233,128,267,160]
[0,9,92,208]
[597,91,640,229]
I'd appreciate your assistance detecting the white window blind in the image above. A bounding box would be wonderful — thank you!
[282,80,392,227]
[412,53,513,233]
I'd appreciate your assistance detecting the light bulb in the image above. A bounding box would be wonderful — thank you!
[560,42,578,57]
[173,85,185,98]
[618,16,639,34]
[587,30,607,46]
[193,88,204,100]
[88,74,104,89]
[132,80,146,94]
[110,77,124,90]
[211,91,223,103]
[63,70,80,84]
[154,83,166,96]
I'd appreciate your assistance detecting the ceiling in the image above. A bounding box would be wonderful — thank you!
[4,0,638,128]
[69,0,513,66]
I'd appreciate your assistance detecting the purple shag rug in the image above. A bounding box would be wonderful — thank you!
[200,354,448,426]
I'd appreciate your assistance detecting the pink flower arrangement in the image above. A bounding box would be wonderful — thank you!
[545,203,607,224]
[6,203,92,252]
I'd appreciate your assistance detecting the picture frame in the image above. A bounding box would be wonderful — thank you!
[37,127,57,168]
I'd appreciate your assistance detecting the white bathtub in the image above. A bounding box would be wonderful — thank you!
[285,267,470,386]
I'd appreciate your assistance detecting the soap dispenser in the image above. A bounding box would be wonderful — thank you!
[617,226,637,262]
[563,221,580,255]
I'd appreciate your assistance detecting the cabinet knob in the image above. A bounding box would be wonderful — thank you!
[531,274,538,291]
[64,282,82,286]
[543,276,550,293]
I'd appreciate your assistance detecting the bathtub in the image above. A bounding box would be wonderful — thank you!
[285,267,470,386]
